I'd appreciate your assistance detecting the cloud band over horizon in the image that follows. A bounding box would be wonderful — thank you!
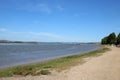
[0,28,86,42]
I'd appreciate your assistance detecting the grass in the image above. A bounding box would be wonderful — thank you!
[0,47,110,77]
[40,70,51,75]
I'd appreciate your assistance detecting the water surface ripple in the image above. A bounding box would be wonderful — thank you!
[0,43,99,69]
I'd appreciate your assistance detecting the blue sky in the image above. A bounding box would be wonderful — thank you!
[0,0,120,42]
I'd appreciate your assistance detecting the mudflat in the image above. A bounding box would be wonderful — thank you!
[1,46,120,80]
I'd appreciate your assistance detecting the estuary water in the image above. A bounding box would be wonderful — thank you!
[0,43,99,69]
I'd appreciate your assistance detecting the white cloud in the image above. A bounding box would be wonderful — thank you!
[0,28,85,42]
[57,5,64,11]
[73,13,89,17]
[8,31,62,39]
[18,3,51,14]
[74,14,79,17]
[2,0,65,14]
[0,28,67,41]
[1,0,52,14]
[0,28,7,32]
[38,3,51,13]
[27,32,63,39]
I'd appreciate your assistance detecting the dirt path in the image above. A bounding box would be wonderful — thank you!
[1,47,120,80]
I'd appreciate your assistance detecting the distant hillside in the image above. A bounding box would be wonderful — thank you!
[0,40,38,44]
[0,40,23,43]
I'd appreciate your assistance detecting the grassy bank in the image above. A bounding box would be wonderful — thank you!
[0,47,110,77]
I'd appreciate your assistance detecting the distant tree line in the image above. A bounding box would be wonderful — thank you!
[0,40,38,44]
[101,32,120,46]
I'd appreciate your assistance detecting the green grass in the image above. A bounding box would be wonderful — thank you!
[0,47,110,77]
[40,70,51,75]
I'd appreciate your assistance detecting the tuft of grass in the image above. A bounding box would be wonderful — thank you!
[40,70,51,75]
[0,47,110,77]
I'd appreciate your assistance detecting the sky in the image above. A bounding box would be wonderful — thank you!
[0,0,120,42]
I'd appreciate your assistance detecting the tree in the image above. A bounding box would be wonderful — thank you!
[101,32,116,45]
[107,32,116,44]
[101,36,108,44]
[116,33,120,45]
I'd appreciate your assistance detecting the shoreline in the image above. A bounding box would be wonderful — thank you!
[0,45,100,70]
[0,46,109,78]
[1,46,120,80]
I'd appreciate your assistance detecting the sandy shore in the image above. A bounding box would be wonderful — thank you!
[1,46,120,80]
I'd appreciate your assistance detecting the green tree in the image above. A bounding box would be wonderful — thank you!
[101,32,116,45]
[101,36,108,44]
[116,33,120,45]
[107,32,116,44]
